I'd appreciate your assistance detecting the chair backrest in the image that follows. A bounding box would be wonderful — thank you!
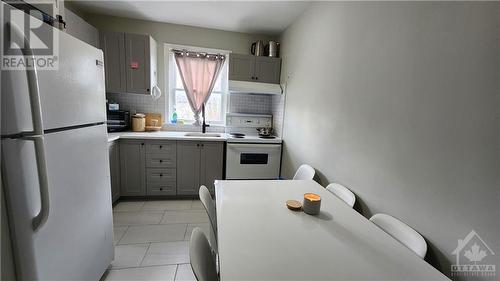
[199,185,217,232]
[293,164,315,180]
[325,183,356,207]
[189,228,219,281]
[370,213,427,259]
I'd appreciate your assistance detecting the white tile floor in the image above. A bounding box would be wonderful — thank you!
[104,200,208,281]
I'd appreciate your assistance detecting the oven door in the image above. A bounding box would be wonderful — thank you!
[226,143,282,179]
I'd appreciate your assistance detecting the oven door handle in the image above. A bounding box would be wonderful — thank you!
[227,143,281,149]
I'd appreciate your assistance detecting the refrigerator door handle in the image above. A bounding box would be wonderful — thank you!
[8,22,49,231]
[6,22,45,135]
[23,135,50,232]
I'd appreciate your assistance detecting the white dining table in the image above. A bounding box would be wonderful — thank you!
[215,180,450,281]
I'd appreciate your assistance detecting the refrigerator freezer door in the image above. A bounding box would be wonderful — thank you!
[1,124,113,280]
[1,7,106,136]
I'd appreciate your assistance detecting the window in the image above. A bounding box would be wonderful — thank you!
[166,45,229,125]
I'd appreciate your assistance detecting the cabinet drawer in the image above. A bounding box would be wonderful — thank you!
[146,154,176,168]
[146,168,176,182]
[146,142,176,155]
[147,181,176,196]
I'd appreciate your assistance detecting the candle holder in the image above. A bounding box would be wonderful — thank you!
[303,193,321,215]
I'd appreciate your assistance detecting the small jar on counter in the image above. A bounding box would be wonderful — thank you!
[132,113,146,132]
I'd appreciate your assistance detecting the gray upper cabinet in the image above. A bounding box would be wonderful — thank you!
[119,140,146,196]
[200,142,224,195]
[100,32,157,95]
[229,54,281,84]
[177,142,201,196]
[100,31,126,93]
[254,56,281,84]
[108,141,120,203]
[229,54,255,82]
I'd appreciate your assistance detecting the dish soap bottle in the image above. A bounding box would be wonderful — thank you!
[171,107,178,124]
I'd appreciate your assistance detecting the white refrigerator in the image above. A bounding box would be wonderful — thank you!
[1,2,114,280]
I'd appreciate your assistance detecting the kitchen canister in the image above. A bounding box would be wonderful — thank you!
[268,41,279,57]
[132,113,146,132]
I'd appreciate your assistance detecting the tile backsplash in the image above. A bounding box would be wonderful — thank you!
[107,91,285,136]
[228,93,272,114]
[106,92,166,116]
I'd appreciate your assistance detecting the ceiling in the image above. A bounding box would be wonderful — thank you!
[70,1,310,35]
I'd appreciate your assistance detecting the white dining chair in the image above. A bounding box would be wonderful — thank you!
[189,227,219,281]
[370,213,427,259]
[325,183,356,207]
[293,164,315,180]
[199,185,218,253]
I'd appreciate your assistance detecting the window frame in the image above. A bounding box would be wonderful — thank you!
[165,43,230,126]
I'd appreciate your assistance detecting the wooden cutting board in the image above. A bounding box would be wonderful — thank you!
[145,113,163,127]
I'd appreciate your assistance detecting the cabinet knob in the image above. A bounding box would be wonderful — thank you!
[146,88,150,92]
[159,187,163,191]
[141,143,144,146]
[201,144,204,147]
[159,160,163,163]
[159,145,163,149]
[159,174,163,177]
[197,144,200,147]
[255,77,258,80]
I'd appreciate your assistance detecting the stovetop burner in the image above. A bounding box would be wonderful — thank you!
[230,133,246,138]
[259,136,276,139]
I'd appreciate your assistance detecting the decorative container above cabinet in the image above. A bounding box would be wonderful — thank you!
[100,31,158,95]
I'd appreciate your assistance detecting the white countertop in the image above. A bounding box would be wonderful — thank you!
[107,131,283,143]
[215,180,450,281]
[107,131,229,142]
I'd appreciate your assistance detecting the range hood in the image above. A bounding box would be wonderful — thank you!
[229,80,282,95]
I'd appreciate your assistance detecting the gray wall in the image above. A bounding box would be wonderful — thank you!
[279,2,499,280]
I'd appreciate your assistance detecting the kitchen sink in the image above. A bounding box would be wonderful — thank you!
[184,132,222,138]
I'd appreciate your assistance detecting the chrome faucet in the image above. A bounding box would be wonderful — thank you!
[202,104,210,133]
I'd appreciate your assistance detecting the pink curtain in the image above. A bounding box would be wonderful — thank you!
[174,51,226,125]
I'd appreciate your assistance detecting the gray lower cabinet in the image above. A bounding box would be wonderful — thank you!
[200,142,224,194]
[176,142,201,195]
[177,141,224,196]
[119,139,223,197]
[108,141,120,203]
[119,140,146,196]
[145,141,177,196]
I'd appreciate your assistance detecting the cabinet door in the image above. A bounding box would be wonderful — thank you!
[108,141,120,202]
[119,141,146,196]
[229,54,255,82]
[125,34,151,94]
[176,141,201,195]
[254,57,281,84]
[200,142,224,195]
[100,31,126,93]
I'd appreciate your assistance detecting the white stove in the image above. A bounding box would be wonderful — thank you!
[225,113,282,179]
[225,113,282,144]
